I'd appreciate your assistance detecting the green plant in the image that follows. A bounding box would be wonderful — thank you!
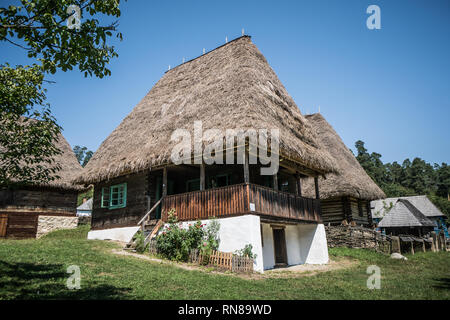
[155,209,205,262]
[234,244,257,259]
[134,231,148,254]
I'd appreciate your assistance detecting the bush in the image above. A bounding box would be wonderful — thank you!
[155,210,221,262]
[234,244,257,259]
[134,231,148,254]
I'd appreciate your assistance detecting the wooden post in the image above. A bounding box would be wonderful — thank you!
[314,176,320,199]
[273,173,278,191]
[200,162,205,191]
[243,151,250,183]
[296,174,302,196]
[162,167,167,197]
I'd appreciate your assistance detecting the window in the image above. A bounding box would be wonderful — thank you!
[101,187,110,208]
[109,183,127,209]
[186,179,200,192]
[358,200,364,217]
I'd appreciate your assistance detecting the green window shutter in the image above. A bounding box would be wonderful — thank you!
[101,187,110,208]
[109,183,127,209]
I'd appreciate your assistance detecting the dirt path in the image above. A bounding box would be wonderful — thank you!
[111,248,357,279]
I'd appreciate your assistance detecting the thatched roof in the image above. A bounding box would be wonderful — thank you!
[76,36,338,184]
[378,199,436,228]
[1,127,83,191]
[46,132,84,190]
[301,113,386,200]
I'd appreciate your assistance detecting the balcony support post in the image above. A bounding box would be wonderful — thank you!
[162,167,168,197]
[296,174,302,196]
[314,176,320,200]
[243,151,250,183]
[273,174,278,191]
[200,162,205,190]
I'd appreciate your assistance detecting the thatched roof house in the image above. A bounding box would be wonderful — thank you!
[0,130,82,238]
[76,36,337,185]
[78,36,336,271]
[301,113,385,226]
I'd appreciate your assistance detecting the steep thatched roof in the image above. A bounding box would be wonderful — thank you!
[46,132,84,190]
[1,126,83,191]
[76,36,338,184]
[378,199,436,228]
[301,113,386,201]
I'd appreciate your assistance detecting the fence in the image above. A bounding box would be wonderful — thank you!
[325,225,449,255]
[189,249,253,273]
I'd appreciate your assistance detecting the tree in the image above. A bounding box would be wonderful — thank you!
[354,140,450,219]
[1,0,124,187]
[73,145,93,167]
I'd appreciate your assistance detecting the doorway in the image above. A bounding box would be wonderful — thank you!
[272,227,288,266]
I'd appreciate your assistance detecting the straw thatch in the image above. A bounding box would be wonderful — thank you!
[44,132,84,190]
[76,36,338,184]
[302,113,386,200]
[1,125,83,191]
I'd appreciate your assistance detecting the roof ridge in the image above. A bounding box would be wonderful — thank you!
[164,35,251,74]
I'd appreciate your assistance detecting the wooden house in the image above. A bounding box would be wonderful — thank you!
[75,36,339,272]
[301,113,386,226]
[372,195,449,237]
[0,131,82,239]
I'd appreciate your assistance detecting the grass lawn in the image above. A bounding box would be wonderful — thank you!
[0,225,449,300]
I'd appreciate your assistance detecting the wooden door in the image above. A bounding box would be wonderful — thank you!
[273,228,287,265]
[0,213,7,238]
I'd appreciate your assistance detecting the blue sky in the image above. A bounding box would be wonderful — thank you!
[1,0,449,165]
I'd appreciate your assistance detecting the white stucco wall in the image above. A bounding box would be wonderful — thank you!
[87,226,140,243]
[166,215,264,272]
[261,223,329,270]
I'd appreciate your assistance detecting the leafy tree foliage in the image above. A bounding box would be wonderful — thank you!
[355,140,450,219]
[73,145,93,167]
[1,0,124,187]
[0,64,61,187]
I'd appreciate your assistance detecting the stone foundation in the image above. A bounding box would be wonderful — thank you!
[36,215,79,238]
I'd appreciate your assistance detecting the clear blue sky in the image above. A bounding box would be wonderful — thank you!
[1,0,449,165]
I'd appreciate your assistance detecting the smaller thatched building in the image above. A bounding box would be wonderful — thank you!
[0,131,82,238]
[301,113,386,226]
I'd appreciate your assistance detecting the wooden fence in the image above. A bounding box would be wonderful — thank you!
[189,249,253,273]
[325,225,449,255]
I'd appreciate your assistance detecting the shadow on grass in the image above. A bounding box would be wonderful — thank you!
[0,260,131,300]
[432,277,450,290]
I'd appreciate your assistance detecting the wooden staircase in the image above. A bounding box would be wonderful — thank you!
[124,197,165,251]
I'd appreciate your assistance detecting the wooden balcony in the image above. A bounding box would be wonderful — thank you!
[161,183,322,223]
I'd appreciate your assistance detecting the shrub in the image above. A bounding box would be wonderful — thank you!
[155,210,221,263]
[234,244,257,259]
[134,231,148,254]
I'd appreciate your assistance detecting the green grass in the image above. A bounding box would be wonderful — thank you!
[0,226,449,300]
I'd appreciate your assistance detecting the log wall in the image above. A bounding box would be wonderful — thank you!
[91,171,149,230]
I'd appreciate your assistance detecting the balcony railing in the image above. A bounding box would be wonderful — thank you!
[161,183,322,223]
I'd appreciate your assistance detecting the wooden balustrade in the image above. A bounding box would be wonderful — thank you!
[161,183,322,223]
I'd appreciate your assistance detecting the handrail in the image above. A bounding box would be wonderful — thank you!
[138,196,164,226]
